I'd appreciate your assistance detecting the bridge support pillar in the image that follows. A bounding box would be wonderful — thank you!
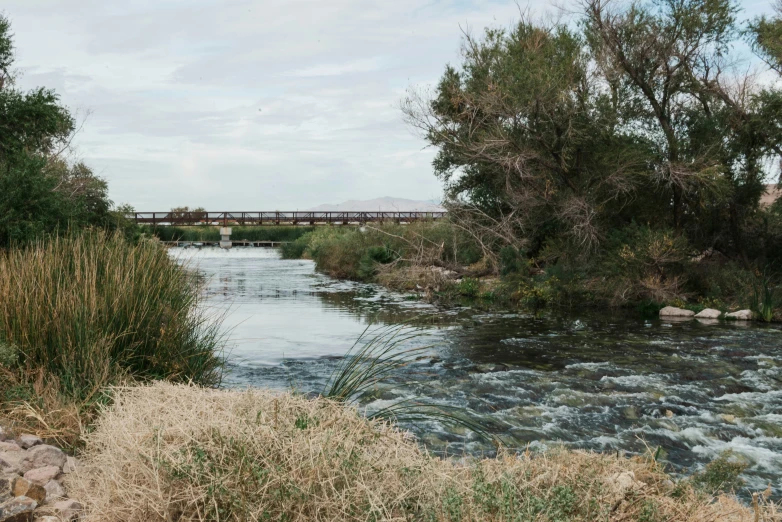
[219,227,232,249]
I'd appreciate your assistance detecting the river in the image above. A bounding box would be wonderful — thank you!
[173,247,782,497]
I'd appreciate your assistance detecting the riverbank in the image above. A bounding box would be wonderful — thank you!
[67,382,780,521]
[1,239,780,519]
[280,221,781,321]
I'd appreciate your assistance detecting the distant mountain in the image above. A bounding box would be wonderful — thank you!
[307,197,444,212]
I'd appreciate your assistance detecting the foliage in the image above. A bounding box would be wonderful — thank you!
[282,220,481,282]
[0,232,225,445]
[398,0,782,316]
[689,452,747,495]
[0,15,115,246]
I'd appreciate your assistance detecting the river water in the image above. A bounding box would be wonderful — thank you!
[173,247,782,496]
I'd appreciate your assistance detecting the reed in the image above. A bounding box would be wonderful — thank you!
[0,231,225,442]
[323,325,494,440]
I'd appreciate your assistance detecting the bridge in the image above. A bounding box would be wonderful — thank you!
[129,211,446,226]
[129,211,447,248]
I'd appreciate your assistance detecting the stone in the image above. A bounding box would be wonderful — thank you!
[659,306,695,318]
[15,437,40,451]
[0,476,12,502]
[22,468,58,487]
[0,428,9,442]
[42,481,64,502]
[607,471,646,495]
[725,309,754,320]
[18,447,65,475]
[60,458,78,475]
[50,500,82,522]
[694,308,721,319]
[10,479,45,504]
[0,496,37,522]
[0,459,17,476]
[0,445,20,454]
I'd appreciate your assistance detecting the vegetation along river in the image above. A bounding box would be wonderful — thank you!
[173,247,782,497]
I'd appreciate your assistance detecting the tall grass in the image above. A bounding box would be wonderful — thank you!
[0,231,224,441]
[750,269,777,322]
[323,325,494,440]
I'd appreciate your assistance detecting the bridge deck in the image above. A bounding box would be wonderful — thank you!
[131,211,446,226]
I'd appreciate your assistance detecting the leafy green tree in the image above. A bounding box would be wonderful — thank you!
[0,14,113,245]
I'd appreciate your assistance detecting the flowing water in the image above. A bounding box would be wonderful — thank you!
[173,247,782,497]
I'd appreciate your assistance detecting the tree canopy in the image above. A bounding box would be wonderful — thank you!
[405,0,782,273]
[0,14,113,245]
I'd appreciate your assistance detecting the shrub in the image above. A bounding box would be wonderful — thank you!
[456,278,480,297]
[689,452,747,495]
[0,232,224,443]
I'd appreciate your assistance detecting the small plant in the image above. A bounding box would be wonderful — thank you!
[0,340,19,368]
[750,269,777,322]
[690,452,747,495]
[456,277,480,297]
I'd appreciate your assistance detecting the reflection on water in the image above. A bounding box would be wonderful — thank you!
[172,247,782,497]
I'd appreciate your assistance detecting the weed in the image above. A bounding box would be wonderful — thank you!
[690,452,747,495]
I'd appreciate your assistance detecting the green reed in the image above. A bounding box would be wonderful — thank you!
[0,231,225,402]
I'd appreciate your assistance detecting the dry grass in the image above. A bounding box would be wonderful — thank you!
[68,383,779,522]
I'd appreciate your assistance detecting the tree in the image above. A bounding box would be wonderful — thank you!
[0,14,113,245]
[403,18,652,257]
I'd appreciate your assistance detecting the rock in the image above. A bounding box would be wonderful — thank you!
[41,481,64,502]
[694,308,721,319]
[659,306,694,318]
[0,496,37,522]
[15,438,40,451]
[608,471,646,495]
[0,445,20,454]
[725,309,754,321]
[0,476,13,502]
[60,458,78,475]
[11,479,45,504]
[0,428,9,442]
[50,500,81,522]
[22,468,58,487]
[0,460,17,476]
[18,447,65,474]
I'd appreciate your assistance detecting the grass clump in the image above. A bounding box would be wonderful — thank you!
[0,231,224,445]
[68,383,779,522]
[689,452,748,496]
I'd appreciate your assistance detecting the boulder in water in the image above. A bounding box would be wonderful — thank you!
[725,309,754,321]
[694,308,721,319]
[659,306,694,318]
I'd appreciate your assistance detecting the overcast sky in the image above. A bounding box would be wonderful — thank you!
[4,0,773,210]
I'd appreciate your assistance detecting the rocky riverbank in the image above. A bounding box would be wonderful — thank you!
[0,429,82,522]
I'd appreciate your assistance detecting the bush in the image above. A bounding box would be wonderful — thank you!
[0,232,225,443]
